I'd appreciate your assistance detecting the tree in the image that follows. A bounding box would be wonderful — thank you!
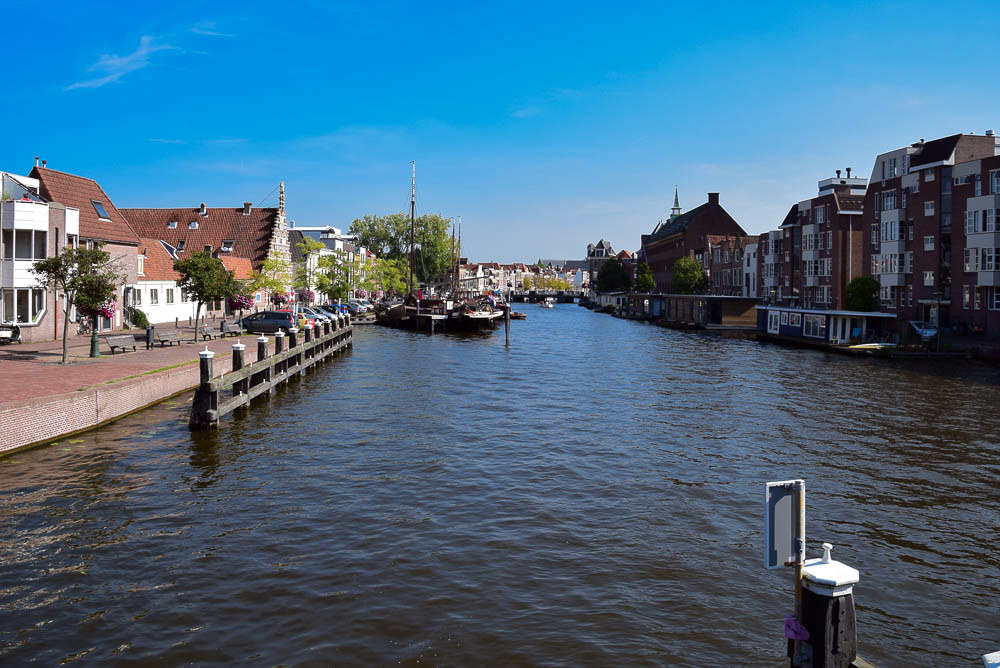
[250,257,291,307]
[596,257,631,292]
[671,256,707,294]
[294,237,326,305]
[371,257,407,297]
[635,261,655,292]
[522,276,532,291]
[31,245,125,363]
[349,212,453,288]
[316,250,352,303]
[174,252,237,341]
[844,276,880,312]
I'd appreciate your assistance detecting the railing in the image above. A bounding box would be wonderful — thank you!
[190,317,353,428]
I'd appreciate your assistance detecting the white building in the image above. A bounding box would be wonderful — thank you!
[742,242,758,297]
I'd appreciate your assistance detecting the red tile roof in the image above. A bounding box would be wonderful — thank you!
[220,255,254,280]
[30,166,139,245]
[138,238,181,281]
[121,206,280,271]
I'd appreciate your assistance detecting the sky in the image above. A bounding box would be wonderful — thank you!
[4,0,1000,263]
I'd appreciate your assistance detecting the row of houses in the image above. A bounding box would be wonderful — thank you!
[0,161,373,343]
[617,130,1000,343]
[441,260,589,296]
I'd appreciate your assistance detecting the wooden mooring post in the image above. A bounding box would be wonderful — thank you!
[189,323,353,428]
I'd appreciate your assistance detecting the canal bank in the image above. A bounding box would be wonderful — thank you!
[1,306,998,665]
[0,322,351,455]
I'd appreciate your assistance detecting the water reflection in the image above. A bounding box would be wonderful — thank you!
[1,309,998,665]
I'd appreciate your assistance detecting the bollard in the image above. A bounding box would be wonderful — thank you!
[288,328,298,361]
[232,340,246,397]
[146,324,154,350]
[504,304,511,345]
[190,348,217,428]
[304,324,313,361]
[257,335,268,362]
[273,330,286,386]
[798,543,860,668]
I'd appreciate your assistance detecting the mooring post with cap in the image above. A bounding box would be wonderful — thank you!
[273,330,285,386]
[288,327,299,367]
[189,347,217,428]
[231,340,246,398]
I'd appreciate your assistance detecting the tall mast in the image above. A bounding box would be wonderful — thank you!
[409,161,415,295]
[457,217,462,297]
[450,224,456,296]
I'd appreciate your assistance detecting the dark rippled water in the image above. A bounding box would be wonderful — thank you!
[2,306,999,665]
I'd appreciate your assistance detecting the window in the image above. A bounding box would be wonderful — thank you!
[925,170,935,182]
[33,231,47,259]
[871,254,879,275]
[991,287,1000,310]
[924,235,935,251]
[150,289,159,305]
[964,285,971,309]
[889,158,897,177]
[923,270,934,286]
[188,221,199,229]
[91,200,111,220]
[908,284,913,307]
[177,239,186,252]
[954,175,971,186]
[166,289,174,304]
[883,190,897,210]
[905,251,913,273]
[2,287,47,324]
[767,311,780,333]
[221,240,234,252]
[992,170,1000,194]
[924,201,935,216]
[137,256,145,276]
[168,221,178,229]
[134,289,142,305]
[204,245,212,253]
[975,288,982,310]
[981,247,995,271]
[12,230,47,260]
[789,312,802,327]
[803,314,827,339]
[965,248,979,272]
[975,174,982,197]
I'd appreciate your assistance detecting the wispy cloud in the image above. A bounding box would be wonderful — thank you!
[189,21,233,38]
[148,138,186,144]
[66,36,176,90]
[204,138,249,146]
[509,87,583,119]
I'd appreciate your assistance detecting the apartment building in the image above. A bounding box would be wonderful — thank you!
[951,151,1000,334]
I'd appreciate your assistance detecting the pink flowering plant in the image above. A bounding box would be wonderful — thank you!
[229,294,254,310]
[97,300,117,320]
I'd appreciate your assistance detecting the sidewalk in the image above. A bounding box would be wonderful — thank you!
[0,325,281,454]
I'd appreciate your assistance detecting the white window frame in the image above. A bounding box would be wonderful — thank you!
[923,270,934,287]
[923,235,935,251]
[924,201,935,216]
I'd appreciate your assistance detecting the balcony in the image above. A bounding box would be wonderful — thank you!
[763,275,779,287]
[802,248,820,261]
[806,275,820,287]
[879,273,906,287]
[881,208,904,223]
[968,231,1000,248]
[881,239,907,254]
[978,270,1000,287]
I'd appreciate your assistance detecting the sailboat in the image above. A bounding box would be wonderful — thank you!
[375,162,503,334]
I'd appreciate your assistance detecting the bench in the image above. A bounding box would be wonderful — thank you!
[199,325,221,341]
[221,320,245,337]
[156,330,183,347]
[106,334,138,354]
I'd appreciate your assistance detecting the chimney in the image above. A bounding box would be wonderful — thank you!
[41,160,47,169]
[242,201,252,215]
[707,192,720,206]
[34,156,39,167]
[199,202,207,215]
[987,129,995,137]
[846,167,852,178]
[836,169,841,178]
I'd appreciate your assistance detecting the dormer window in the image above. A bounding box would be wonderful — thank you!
[91,200,111,220]
[168,221,178,229]
[177,239,186,252]
[221,240,234,252]
[188,221,199,230]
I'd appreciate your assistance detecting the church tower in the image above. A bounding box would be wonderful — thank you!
[670,185,682,221]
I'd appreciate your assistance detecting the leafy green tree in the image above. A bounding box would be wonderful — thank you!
[371,257,407,296]
[671,256,707,294]
[349,212,453,287]
[31,244,125,363]
[596,257,631,292]
[250,257,291,307]
[294,237,327,305]
[174,252,237,341]
[316,250,352,302]
[522,276,532,291]
[635,261,655,292]
[844,276,880,312]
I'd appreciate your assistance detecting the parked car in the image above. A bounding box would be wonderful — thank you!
[277,309,314,329]
[343,302,364,315]
[299,306,331,323]
[314,304,341,318]
[348,300,368,313]
[237,310,296,334]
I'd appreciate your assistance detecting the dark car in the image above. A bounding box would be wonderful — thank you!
[237,310,296,334]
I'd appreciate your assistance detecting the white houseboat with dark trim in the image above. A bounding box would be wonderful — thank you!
[757,305,897,345]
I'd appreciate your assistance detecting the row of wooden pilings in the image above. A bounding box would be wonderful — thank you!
[189,317,353,428]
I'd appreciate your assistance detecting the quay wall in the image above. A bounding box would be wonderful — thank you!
[0,361,207,456]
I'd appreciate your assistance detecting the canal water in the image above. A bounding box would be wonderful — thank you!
[2,306,998,665]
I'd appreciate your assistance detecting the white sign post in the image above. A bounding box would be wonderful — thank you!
[765,479,804,569]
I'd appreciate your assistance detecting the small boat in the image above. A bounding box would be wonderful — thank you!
[848,342,897,350]
[539,297,555,308]
[510,311,526,320]
[909,320,938,342]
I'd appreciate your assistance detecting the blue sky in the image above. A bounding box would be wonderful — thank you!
[5,1,1000,262]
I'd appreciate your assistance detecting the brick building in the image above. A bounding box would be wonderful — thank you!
[863,133,998,330]
[950,151,1000,334]
[641,191,747,293]
[707,235,757,296]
